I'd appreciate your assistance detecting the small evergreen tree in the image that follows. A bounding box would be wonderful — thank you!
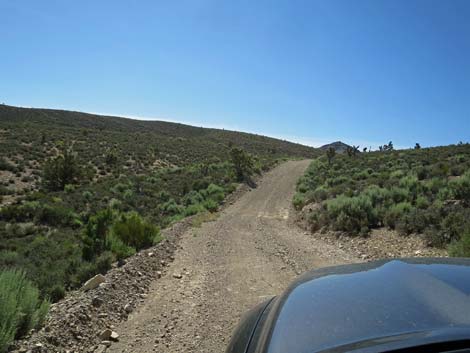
[230,148,254,182]
[82,209,114,261]
[42,147,83,191]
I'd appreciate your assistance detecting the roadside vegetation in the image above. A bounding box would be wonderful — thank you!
[0,104,316,350]
[294,143,470,255]
[0,270,49,353]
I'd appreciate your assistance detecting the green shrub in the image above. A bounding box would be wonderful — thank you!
[0,251,19,267]
[206,184,225,203]
[327,176,348,187]
[384,202,413,229]
[37,204,79,227]
[123,189,134,202]
[293,193,306,210]
[202,199,218,212]
[82,209,114,261]
[415,166,428,180]
[436,186,452,201]
[430,162,449,178]
[389,187,410,203]
[390,169,406,179]
[182,190,204,206]
[423,177,445,194]
[297,182,308,193]
[0,158,16,172]
[192,180,210,191]
[42,148,83,191]
[449,173,470,202]
[230,148,254,182]
[326,195,376,233]
[0,201,41,222]
[19,233,79,301]
[95,251,115,274]
[112,182,130,194]
[157,190,171,202]
[449,230,470,257]
[0,186,13,196]
[105,149,119,165]
[64,184,75,193]
[108,233,135,260]
[112,212,160,249]
[0,270,50,352]
[21,201,41,216]
[396,208,428,235]
[415,196,430,209]
[49,285,66,303]
[184,203,206,216]
[399,175,420,199]
[363,185,390,207]
[108,198,122,210]
[439,210,470,244]
[224,183,238,194]
[161,199,183,216]
[82,190,93,202]
[312,186,329,202]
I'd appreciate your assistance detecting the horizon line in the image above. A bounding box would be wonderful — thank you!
[2,102,431,150]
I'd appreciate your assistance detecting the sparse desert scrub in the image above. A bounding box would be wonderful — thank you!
[295,144,470,255]
[0,104,317,303]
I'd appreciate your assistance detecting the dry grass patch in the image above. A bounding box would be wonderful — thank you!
[191,211,219,228]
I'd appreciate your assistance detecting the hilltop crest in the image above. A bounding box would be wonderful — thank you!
[319,141,352,153]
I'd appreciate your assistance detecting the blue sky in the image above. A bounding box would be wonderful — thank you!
[1,0,469,149]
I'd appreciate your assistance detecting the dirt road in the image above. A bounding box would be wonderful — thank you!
[109,160,357,353]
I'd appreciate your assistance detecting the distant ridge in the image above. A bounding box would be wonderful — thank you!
[319,141,352,153]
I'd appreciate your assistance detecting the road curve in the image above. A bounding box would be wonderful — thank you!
[109,160,356,353]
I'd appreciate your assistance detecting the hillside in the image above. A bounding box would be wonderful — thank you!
[319,141,352,153]
[0,104,316,171]
[0,104,317,309]
[295,143,470,257]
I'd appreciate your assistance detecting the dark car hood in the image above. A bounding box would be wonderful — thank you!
[262,258,470,353]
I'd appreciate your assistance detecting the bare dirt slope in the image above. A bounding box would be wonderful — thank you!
[109,160,357,353]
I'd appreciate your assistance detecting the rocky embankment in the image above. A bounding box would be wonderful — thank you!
[11,181,253,353]
[11,220,188,353]
[297,203,447,261]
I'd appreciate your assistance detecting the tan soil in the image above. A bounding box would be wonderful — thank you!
[312,228,447,262]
